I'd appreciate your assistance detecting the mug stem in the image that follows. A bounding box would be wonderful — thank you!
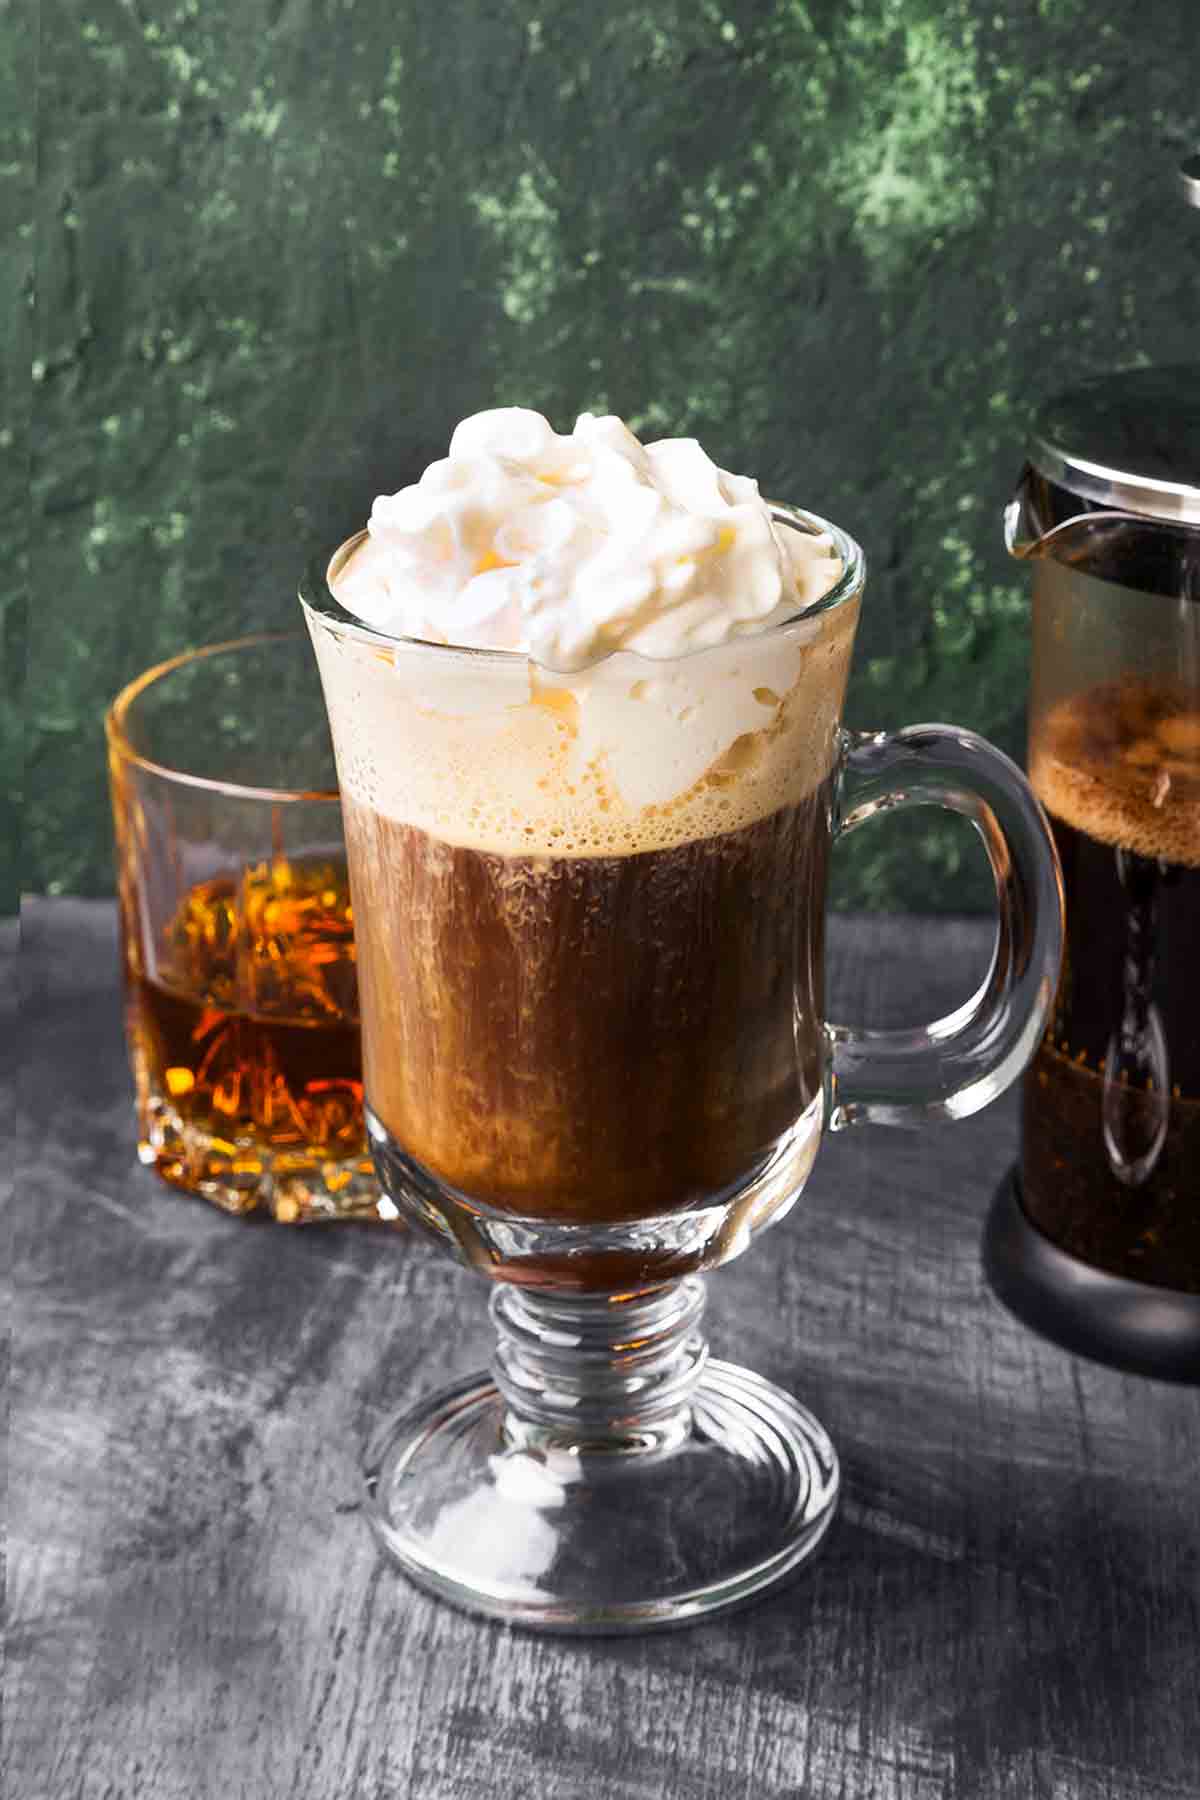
[491,1278,709,1456]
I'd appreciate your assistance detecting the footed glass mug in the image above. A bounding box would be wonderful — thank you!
[301,505,1062,1632]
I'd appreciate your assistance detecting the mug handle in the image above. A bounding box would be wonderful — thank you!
[826,725,1064,1130]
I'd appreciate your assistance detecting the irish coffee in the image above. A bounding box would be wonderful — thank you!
[1025,679,1200,1289]
[308,407,857,1287]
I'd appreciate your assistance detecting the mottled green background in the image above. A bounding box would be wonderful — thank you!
[20,0,1200,911]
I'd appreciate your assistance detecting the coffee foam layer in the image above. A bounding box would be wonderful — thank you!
[1032,753,1200,868]
[309,597,858,857]
[1030,686,1200,869]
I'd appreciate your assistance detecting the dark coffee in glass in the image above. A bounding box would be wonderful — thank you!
[1026,672,1200,1290]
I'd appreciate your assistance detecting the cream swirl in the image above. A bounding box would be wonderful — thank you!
[331,408,842,671]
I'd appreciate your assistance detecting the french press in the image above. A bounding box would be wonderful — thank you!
[985,345,1200,1379]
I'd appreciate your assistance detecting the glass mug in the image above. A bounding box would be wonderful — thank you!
[301,505,1063,1632]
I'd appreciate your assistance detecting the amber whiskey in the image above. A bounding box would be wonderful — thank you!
[126,854,378,1221]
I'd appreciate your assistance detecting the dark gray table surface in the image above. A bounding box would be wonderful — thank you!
[9,900,1199,1800]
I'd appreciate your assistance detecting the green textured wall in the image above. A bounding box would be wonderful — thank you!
[19,0,1200,910]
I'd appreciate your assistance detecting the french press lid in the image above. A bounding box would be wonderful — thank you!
[1029,364,1200,526]
[1007,364,1200,595]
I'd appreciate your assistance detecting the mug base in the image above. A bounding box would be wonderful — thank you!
[984,1170,1200,1384]
[363,1360,839,1634]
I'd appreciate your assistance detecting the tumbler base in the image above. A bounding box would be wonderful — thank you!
[364,1360,839,1633]
[984,1169,1200,1384]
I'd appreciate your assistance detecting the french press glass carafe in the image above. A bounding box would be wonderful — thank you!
[986,360,1200,1380]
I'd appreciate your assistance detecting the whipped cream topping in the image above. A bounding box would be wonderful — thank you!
[331,408,843,671]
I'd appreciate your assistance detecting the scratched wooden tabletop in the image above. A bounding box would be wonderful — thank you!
[10,901,1199,1800]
